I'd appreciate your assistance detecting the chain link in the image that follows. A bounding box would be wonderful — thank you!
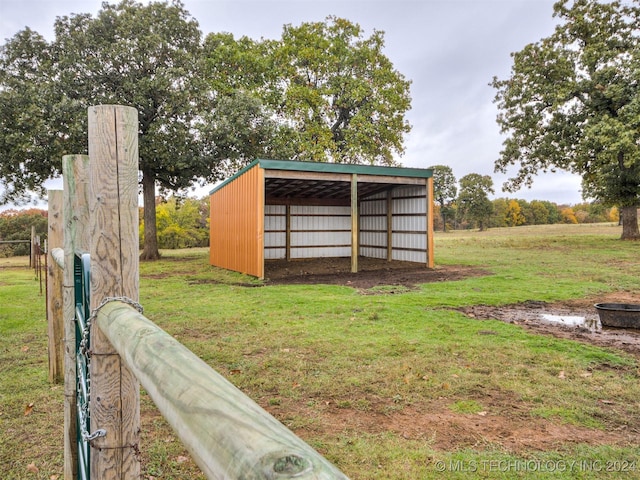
[80,296,144,357]
[77,296,144,444]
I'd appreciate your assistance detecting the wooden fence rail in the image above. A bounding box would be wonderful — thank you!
[46,105,349,480]
[97,300,347,479]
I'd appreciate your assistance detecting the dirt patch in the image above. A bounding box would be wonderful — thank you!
[263,259,640,453]
[269,396,638,454]
[265,257,488,290]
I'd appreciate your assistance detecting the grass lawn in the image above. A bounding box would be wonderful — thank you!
[1,223,639,479]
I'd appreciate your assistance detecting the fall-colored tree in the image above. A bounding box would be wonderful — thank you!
[140,197,209,250]
[560,207,578,224]
[505,200,526,227]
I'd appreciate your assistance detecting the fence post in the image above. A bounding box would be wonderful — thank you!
[47,189,64,384]
[30,225,35,268]
[62,154,91,480]
[87,105,140,480]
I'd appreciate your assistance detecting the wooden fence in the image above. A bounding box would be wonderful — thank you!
[47,105,350,480]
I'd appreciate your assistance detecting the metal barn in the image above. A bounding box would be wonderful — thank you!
[209,159,434,279]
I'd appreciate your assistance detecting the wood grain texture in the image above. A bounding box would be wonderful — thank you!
[426,177,435,268]
[386,190,393,262]
[350,174,358,273]
[62,154,90,480]
[88,105,140,480]
[47,189,64,384]
[97,302,350,480]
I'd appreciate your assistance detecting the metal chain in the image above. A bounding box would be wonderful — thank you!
[77,398,106,443]
[77,296,144,444]
[80,296,144,356]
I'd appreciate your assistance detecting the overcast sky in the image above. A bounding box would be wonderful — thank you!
[0,0,585,207]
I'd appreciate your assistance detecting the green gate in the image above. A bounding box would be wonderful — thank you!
[73,252,105,480]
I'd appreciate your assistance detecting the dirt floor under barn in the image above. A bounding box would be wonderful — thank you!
[259,257,640,453]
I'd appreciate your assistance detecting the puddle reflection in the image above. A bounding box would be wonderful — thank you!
[540,314,601,332]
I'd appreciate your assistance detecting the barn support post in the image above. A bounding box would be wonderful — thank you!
[285,204,291,261]
[47,189,64,384]
[62,154,90,480]
[351,173,358,273]
[386,190,393,262]
[426,177,435,268]
[88,105,140,480]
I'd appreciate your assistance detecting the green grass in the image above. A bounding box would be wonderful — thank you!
[1,223,640,479]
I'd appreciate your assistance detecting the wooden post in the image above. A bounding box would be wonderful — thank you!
[30,225,36,268]
[351,174,358,273]
[95,301,350,480]
[426,177,435,268]
[47,189,64,384]
[62,154,90,480]
[386,190,393,262]
[87,105,140,480]
[285,204,291,261]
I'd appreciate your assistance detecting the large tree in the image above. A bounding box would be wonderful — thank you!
[492,0,640,240]
[429,165,457,231]
[0,0,228,259]
[205,17,412,168]
[457,173,494,231]
[272,16,412,165]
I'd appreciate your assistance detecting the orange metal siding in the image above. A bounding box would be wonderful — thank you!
[210,164,265,278]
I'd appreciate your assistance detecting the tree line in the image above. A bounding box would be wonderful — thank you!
[1,0,638,250]
[0,190,620,257]
[0,197,211,257]
[430,164,618,232]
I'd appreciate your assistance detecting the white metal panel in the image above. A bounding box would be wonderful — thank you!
[360,198,386,215]
[264,204,352,259]
[360,246,386,259]
[360,196,387,260]
[262,184,430,265]
[265,248,286,259]
[392,185,426,199]
[393,233,426,250]
[388,185,428,264]
[394,197,426,214]
[392,249,427,263]
[392,216,427,232]
[292,246,350,258]
[264,231,286,248]
[360,215,386,231]
[264,215,286,232]
[360,231,386,246]
[265,205,286,214]
[292,231,351,246]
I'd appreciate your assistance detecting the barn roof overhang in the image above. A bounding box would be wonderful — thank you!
[210,159,433,205]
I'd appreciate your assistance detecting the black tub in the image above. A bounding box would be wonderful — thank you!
[594,303,640,329]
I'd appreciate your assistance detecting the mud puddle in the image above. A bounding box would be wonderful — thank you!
[458,297,640,358]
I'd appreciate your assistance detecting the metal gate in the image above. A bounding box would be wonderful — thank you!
[73,252,105,480]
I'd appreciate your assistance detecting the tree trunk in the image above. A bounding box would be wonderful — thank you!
[140,169,161,260]
[620,205,640,240]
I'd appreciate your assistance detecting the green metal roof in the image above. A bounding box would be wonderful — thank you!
[209,159,432,195]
